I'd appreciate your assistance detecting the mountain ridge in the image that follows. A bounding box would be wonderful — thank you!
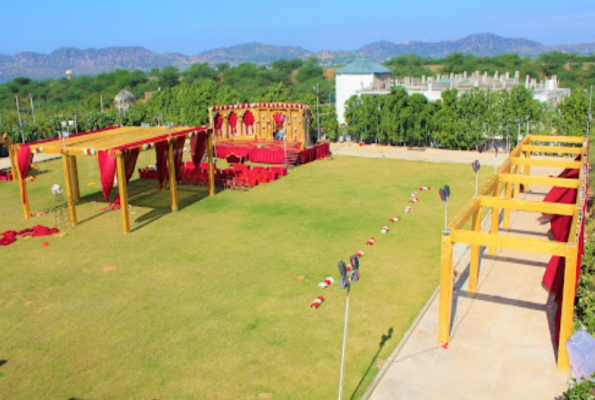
[1,33,594,82]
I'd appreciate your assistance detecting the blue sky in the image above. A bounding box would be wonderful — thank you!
[1,0,594,55]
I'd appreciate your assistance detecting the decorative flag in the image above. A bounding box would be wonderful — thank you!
[410,191,418,197]
[404,206,411,213]
[356,250,365,258]
[317,277,335,288]
[367,238,375,246]
[390,217,401,223]
[409,198,419,204]
[380,226,389,234]
[310,296,324,309]
[419,186,431,191]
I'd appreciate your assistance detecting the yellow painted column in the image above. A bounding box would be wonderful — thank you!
[207,130,215,196]
[62,155,77,226]
[502,181,513,229]
[557,245,578,370]
[438,234,454,343]
[523,150,531,192]
[70,156,81,202]
[14,148,31,219]
[168,140,179,212]
[469,207,482,292]
[489,182,501,255]
[115,154,130,234]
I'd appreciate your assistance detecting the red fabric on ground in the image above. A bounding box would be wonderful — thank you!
[190,131,208,167]
[0,231,17,246]
[0,225,59,246]
[97,150,117,200]
[155,141,169,189]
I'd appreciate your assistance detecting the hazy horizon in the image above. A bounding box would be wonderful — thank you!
[1,0,594,56]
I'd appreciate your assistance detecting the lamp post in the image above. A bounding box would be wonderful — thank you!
[514,118,521,148]
[585,86,593,137]
[376,105,380,144]
[15,95,25,143]
[525,116,529,138]
[314,83,320,142]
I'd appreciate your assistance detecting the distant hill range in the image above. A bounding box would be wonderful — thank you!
[1,33,594,82]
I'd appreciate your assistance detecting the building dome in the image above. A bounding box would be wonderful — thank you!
[114,89,136,111]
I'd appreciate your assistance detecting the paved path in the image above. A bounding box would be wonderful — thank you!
[0,153,60,171]
[365,186,569,400]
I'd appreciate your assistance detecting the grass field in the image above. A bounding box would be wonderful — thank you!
[0,153,488,399]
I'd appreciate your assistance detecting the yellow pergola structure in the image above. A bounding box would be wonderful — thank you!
[438,134,588,370]
[5,126,215,235]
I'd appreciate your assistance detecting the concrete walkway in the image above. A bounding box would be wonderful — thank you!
[0,153,60,171]
[366,187,570,400]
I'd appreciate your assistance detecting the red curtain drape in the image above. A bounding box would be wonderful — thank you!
[16,145,33,203]
[214,114,223,136]
[191,131,208,167]
[229,112,237,134]
[243,111,254,134]
[113,149,140,206]
[273,113,285,129]
[97,150,117,200]
[155,141,169,189]
[173,136,185,179]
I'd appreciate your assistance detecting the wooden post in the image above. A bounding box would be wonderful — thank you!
[469,206,482,292]
[502,181,513,229]
[70,156,81,202]
[438,234,454,343]
[489,182,501,255]
[115,154,131,234]
[13,147,31,219]
[207,130,215,196]
[168,140,179,212]
[523,150,531,192]
[62,155,77,226]
[557,245,578,370]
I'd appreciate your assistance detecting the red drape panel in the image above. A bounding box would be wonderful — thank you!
[173,136,185,179]
[16,145,33,203]
[229,113,238,134]
[243,111,254,134]
[97,150,117,200]
[190,131,208,168]
[155,141,169,189]
[124,149,140,182]
[273,113,285,129]
[214,114,223,136]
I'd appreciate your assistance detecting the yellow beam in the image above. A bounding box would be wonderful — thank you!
[168,140,179,212]
[499,174,580,189]
[4,134,18,184]
[448,197,481,231]
[450,230,569,257]
[557,245,578,370]
[530,135,586,144]
[480,196,576,216]
[207,130,215,196]
[521,145,583,155]
[61,155,77,226]
[510,157,582,169]
[438,234,454,343]
[14,150,31,219]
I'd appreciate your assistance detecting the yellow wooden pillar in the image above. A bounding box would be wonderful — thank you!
[469,206,482,292]
[70,156,81,202]
[438,234,454,343]
[502,181,514,229]
[14,151,31,219]
[61,155,77,226]
[168,140,179,212]
[523,150,531,192]
[557,245,578,370]
[207,130,215,196]
[115,154,131,234]
[489,182,501,255]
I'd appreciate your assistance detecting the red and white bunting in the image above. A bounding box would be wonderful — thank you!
[317,277,335,288]
[419,186,431,191]
[367,237,375,246]
[390,217,401,223]
[380,226,389,234]
[410,191,418,197]
[356,250,365,258]
[404,206,411,213]
[409,198,419,204]
[310,296,325,309]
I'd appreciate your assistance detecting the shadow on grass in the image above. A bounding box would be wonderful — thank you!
[73,179,213,232]
[349,327,393,400]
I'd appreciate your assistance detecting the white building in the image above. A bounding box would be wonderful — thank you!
[335,59,392,125]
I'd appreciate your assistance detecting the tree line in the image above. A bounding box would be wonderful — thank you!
[0,51,593,146]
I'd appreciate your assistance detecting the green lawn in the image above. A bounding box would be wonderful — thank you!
[0,153,488,399]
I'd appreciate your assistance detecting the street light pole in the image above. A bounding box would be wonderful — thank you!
[15,95,25,143]
[316,83,320,142]
[30,94,36,125]
[588,85,593,137]
[376,106,380,144]
[515,118,521,148]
